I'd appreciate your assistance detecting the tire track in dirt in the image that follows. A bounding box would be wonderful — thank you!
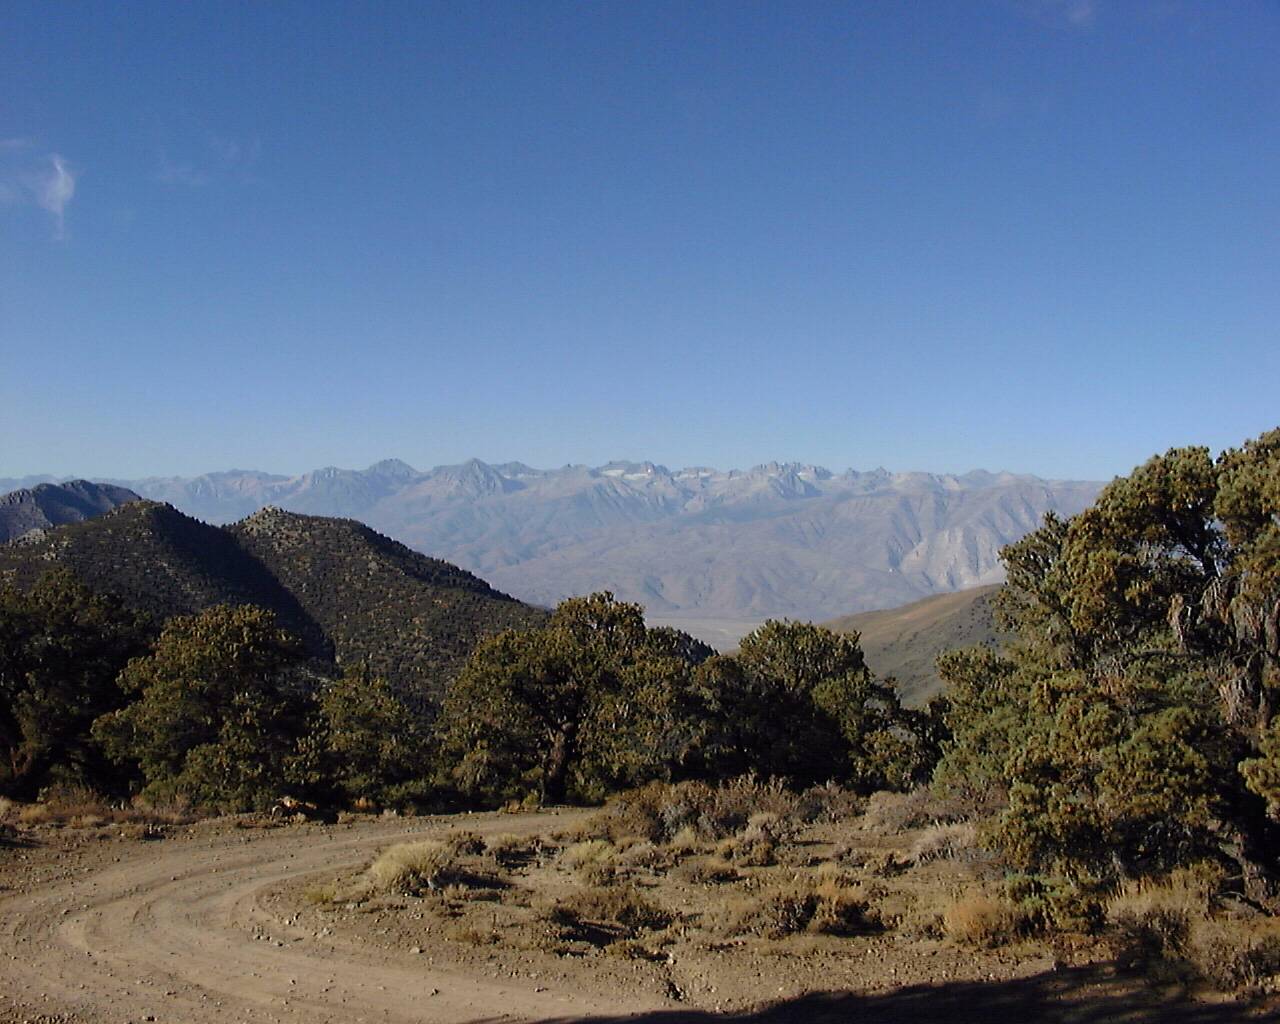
[1,811,667,1024]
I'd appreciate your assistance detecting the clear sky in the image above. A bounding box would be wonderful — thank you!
[2,1,1277,482]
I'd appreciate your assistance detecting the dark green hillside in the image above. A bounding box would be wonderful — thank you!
[0,502,545,704]
[823,585,1005,705]
[0,502,329,655]
[228,507,547,702]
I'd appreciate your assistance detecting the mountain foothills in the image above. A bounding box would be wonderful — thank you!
[0,480,140,543]
[0,459,1102,630]
[0,500,544,703]
[824,584,1005,705]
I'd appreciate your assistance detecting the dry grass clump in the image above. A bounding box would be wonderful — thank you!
[714,873,877,940]
[1186,916,1280,993]
[1105,872,1210,969]
[717,812,786,867]
[666,825,703,857]
[862,787,969,834]
[910,822,980,864]
[673,855,738,885]
[560,839,620,885]
[365,840,486,894]
[942,894,1023,947]
[485,832,537,868]
[584,775,844,849]
[6,787,193,830]
[581,781,709,843]
[303,882,340,905]
[541,886,670,946]
[443,916,502,945]
[795,781,863,823]
[695,776,803,840]
[1104,869,1280,992]
[613,840,672,873]
[443,829,486,856]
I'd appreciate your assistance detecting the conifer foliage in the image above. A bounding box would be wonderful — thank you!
[936,429,1280,907]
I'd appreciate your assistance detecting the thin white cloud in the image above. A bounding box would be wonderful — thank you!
[34,155,76,239]
[0,145,78,239]
[155,132,259,187]
[1065,0,1096,26]
[155,151,209,187]
[1012,0,1099,30]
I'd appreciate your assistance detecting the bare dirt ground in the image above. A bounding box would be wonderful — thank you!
[1,809,1276,1024]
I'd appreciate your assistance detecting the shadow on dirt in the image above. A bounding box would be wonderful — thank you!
[518,965,1272,1024]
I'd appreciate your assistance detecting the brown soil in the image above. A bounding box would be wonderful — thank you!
[1,810,1275,1024]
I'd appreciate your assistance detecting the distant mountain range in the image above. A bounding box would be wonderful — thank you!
[0,480,141,543]
[1,459,1102,643]
[0,500,543,704]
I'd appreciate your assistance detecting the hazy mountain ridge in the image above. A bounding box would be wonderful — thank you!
[10,459,1101,632]
[0,480,142,543]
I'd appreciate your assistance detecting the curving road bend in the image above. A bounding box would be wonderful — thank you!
[1,811,664,1024]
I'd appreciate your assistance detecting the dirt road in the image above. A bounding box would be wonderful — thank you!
[1,810,669,1024]
[5,812,1276,1024]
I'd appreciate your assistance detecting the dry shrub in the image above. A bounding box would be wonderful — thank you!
[697,776,800,839]
[604,938,660,960]
[486,832,536,868]
[796,781,863,823]
[303,882,339,905]
[443,829,486,856]
[11,787,193,829]
[614,840,671,873]
[943,895,1022,947]
[585,781,708,843]
[911,822,979,864]
[666,826,703,858]
[366,840,473,894]
[862,787,968,834]
[1186,917,1280,993]
[561,839,619,885]
[587,776,810,848]
[542,886,670,945]
[1105,872,1210,969]
[718,812,785,867]
[444,918,500,945]
[674,856,738,885]
[716,875,876,939]
[561,839,614,869]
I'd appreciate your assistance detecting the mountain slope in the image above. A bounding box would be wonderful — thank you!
[0,501,330,654]
[230,507,545,701]
[0,502,544,702]
[824,584,1006,705]
[0,480,141,543]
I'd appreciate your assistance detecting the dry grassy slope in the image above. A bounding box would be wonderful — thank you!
[824,584,1005,705]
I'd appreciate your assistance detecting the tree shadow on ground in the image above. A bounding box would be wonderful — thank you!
[506,965,1275,1024]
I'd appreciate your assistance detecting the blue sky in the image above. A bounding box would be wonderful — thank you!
[2,1,1277,482]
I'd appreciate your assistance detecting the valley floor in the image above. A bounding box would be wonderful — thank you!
[0,810,1275,1024]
